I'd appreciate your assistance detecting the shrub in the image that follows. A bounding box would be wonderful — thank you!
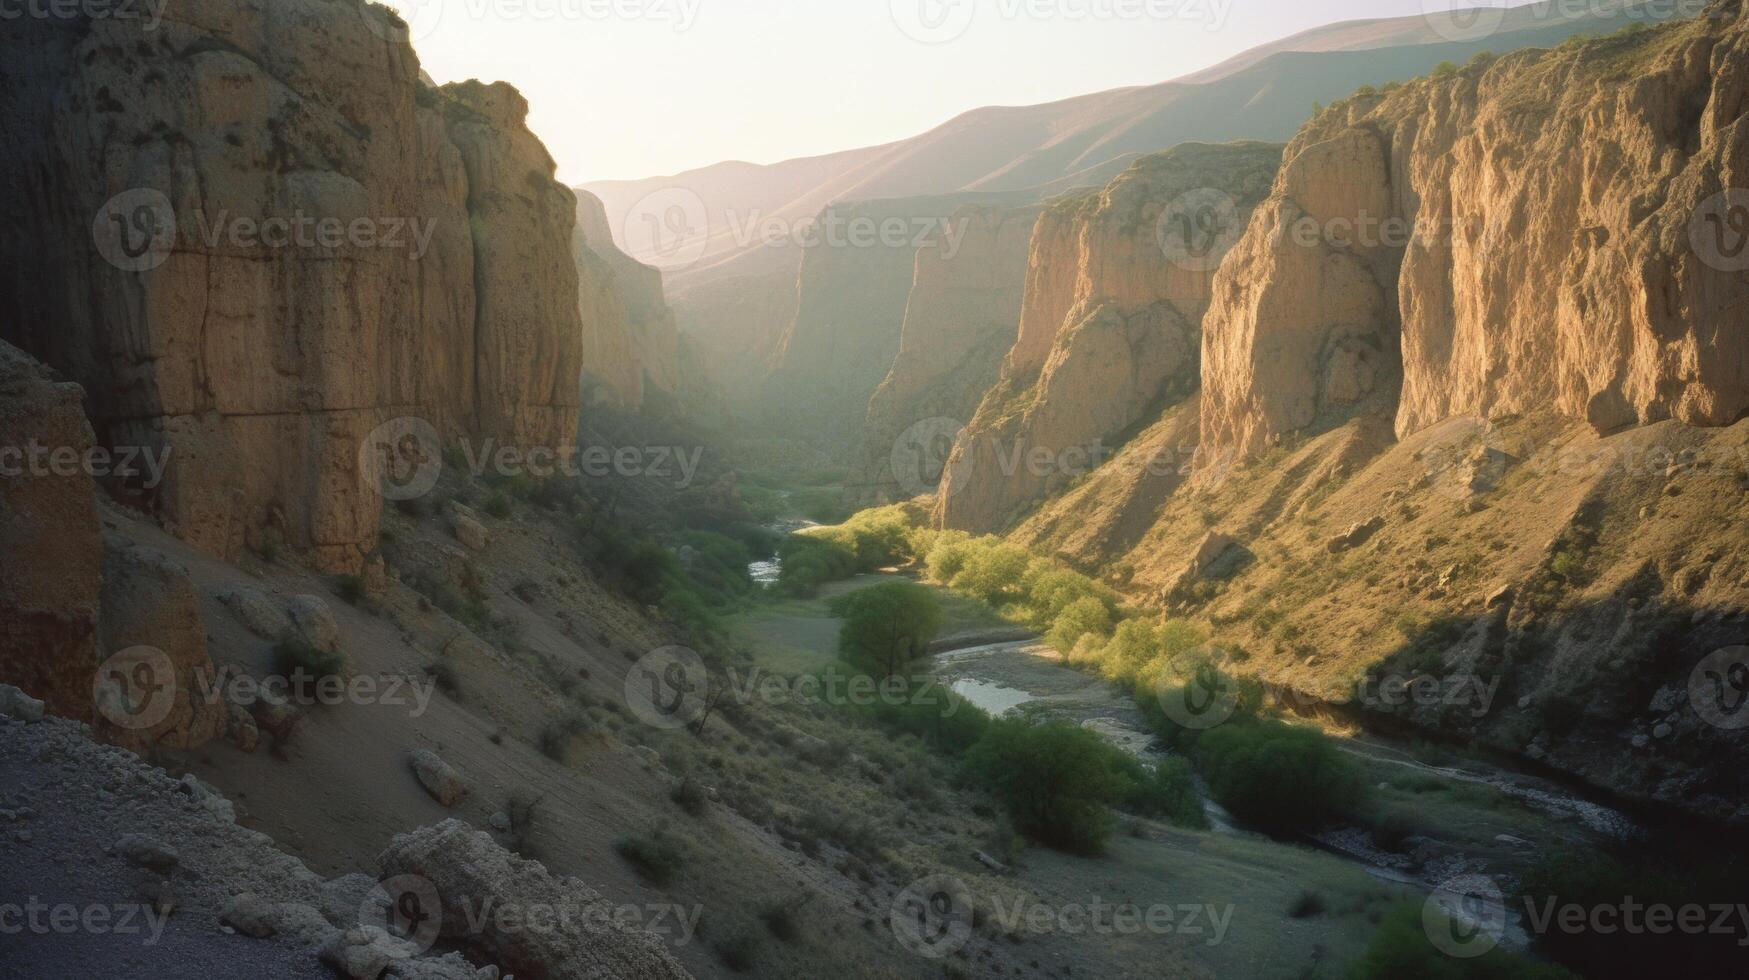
[425,661,460,697]
[829,582,944,678]
[851,678,991,755]
[538,710,590,760]
[1351,903,1572,980]
[1047,596,1113,656]
[1369,806,1417,852]
[671,777,709,817]
[1122,757,1207,830]
[479,491,510,518]
[273,636,345,701]
[1432,60,1460,77]
[505,790,541,855]
[962,718,1129,854]
[1195,720,1364,835]
[950,541,1032,605]
[615,828,687,886]
[758,899,802,942]
[713,928,761,972]
[334,575,365,606]
[1287,890,1326,919]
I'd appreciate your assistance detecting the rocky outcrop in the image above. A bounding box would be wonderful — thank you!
[0,340,103,727]
[1198,5,1749,469]
[762,198,966,451]
[574,190,682,409]
[934,143,1283,532]
[98,535,226,750]
[847,204,1040,506]
[0,1,583,574]
[379,820,692,980]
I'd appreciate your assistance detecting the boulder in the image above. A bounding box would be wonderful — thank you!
[0,685,44,723]
[377,820,691,979]
[221,588,290,640]
[288,595,341,654]
[1326,516,1385,554]
[115,833,179,871]
[410,749,470,807]
[321,927,416,979]
[99,536,225,748]
[451,514,489,553]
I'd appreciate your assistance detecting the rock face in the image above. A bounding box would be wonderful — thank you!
[1199,5,1749,468]
[378,820,692,980]
[0,340,103,726]
[98,536,226,749]
[574,190,682,409]
[762,198,961,450]
[847,205,1040,506]
[0,1,584,574]
[934,143,1283,532]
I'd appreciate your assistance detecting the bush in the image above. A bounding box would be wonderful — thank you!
[1195,720,1364,835]
[334,575,365,606]
[273,636,346,701]
[505,790,541,855]
[1122,757,1207,830]
[538,710,590,760]
[1369,806,1417,852]
[1432,60,1460,77]
[482,491,512,519]
[615,827,687,886]
[962,718,1129,854]
[713,928,761,972]
[950,541,1032,605]
[829,582,944,678]
[425,661,460,697]
[671,777,709,817]
[758,899,801,942]
[1351,903,1572,980]
[1287,890,1326,919]
[1046,596,1113,656]
[850,677,991,755]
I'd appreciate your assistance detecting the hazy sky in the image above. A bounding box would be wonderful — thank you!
[396,0,1494,184]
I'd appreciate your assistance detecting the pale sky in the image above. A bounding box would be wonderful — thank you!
[395,0,1494,184]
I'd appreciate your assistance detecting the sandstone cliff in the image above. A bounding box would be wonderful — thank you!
[575,189,683,409]
[1199,5,1749,469]
[847,204,1040,506]
[0,1,583,574]
[933,143,1283,533]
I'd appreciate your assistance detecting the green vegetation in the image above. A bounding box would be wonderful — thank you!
[615,827,687,885]
[774,506,915,596]
[538,709,590,760]
[962,717,1130,854]
[1350,903,1572,980]
[272,635,345,700]
[828,582,943,679]
[1432,60,1460,77]
[1196,719,1365,835]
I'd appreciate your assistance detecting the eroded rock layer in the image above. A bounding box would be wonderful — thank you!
[933,143,1284,533]
[0,1,583,573]
[1199,4,1749,469]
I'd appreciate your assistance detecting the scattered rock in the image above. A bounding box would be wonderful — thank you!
[288,595,341,654]
[410,749,470,807]
[451,514,488,552]
[220,587,290,639]
[0,684,44,722]
[116,833,179,871]
[220,893,332,944]
[378,820,690,979]
[319,873,381,930]
[321,927,414,979]
[1653,722,1673,740]
[1632,734,1650,749]
[385,953,502,980]
[1485,584,1514,609]
[225,703,261,754]
[1326,516,1385,554]
[488,812,511,833]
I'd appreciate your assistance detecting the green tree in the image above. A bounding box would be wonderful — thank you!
[830,582,943,679]
[963,718,1129,854]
